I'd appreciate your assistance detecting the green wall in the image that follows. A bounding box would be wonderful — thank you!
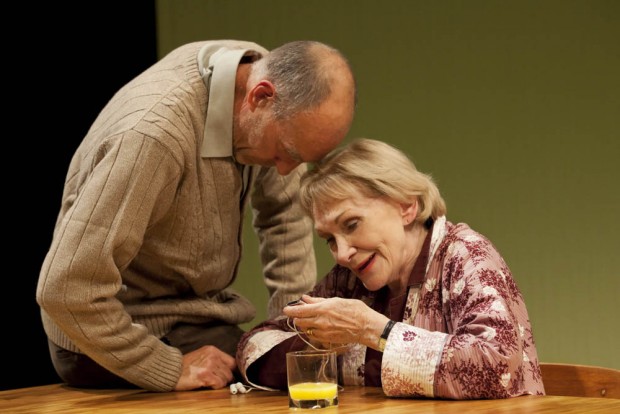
[156,0,619,370]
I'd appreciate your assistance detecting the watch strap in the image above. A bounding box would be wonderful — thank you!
[378,320,396,352]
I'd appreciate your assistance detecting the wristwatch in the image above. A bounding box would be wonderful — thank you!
[378,320,396,352]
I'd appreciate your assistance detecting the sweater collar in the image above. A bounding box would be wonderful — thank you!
[197,46,260,158]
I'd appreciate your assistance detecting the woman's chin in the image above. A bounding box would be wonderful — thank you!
[361,280,384,292]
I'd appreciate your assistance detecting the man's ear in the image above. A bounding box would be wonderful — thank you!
[248,80,275,109]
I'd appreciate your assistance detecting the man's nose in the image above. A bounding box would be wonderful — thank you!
[275,160,301,176]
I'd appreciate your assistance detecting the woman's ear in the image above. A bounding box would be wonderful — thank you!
[401,200,418,225]
[248,80,275,109]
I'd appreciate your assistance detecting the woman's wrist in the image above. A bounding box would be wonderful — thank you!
[378,320,396,352]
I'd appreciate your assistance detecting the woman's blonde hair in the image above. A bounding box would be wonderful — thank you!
[299,138,446,224]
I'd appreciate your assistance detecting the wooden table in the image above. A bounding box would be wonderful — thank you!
[1,383,619,413]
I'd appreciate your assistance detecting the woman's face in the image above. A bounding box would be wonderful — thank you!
[313,195,416,292]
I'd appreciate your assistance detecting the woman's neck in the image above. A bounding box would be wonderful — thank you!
[389,223,429,296]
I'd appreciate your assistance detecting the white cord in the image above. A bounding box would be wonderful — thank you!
[286,316,322,351]
[286,316,351,353]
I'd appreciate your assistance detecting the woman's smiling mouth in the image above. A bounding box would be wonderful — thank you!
[357,253,376,273]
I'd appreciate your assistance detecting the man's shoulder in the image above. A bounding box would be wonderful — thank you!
[167,40,268,59]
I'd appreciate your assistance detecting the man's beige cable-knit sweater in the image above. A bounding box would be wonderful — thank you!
[36,41,316,392]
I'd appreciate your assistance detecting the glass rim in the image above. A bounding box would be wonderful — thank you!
[286,349,336,357]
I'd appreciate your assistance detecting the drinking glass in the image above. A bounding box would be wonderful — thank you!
[286,350,338,410]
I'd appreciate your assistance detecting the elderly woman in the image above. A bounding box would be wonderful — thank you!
[236,138,544,399]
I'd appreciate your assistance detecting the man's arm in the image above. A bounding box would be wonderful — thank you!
[250,164,317,318]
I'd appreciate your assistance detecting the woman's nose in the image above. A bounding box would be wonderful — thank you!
[335,240,355,266]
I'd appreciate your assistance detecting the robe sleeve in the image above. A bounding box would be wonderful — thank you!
[381,231,543,399]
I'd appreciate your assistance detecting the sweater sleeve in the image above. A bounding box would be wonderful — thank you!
[37,131,185,392]
[249,164,317,319]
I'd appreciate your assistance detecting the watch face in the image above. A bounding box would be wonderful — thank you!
[378,338,387,352]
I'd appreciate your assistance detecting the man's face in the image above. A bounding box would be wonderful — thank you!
[233,109,303,175]
[233,82,354,175]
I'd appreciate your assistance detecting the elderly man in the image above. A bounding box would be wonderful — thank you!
[37,40,356,392]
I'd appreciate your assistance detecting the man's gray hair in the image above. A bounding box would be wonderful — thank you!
[257,40,355,119]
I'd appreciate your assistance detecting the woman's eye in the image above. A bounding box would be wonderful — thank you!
[345,220,358,232]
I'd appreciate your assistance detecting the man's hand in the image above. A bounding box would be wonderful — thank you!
[174,345,237,391]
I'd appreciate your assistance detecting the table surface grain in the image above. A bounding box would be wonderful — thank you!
[1,383,619,413]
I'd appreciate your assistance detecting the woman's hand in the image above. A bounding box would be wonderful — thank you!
[283,295,389,350]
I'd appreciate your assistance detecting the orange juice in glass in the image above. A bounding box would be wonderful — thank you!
[286,350,338,409]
